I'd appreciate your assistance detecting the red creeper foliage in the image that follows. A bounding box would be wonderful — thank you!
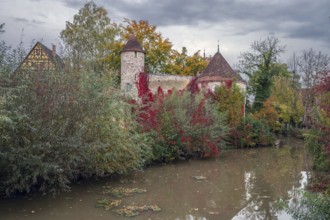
[315,71,330,155]
[133,72,223,159]
[187,77,200,94]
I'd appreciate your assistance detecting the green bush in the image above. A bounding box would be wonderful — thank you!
[287,191,330,220]
[304,129,330,172]
[229,115,275,147]
[0,69,152,196]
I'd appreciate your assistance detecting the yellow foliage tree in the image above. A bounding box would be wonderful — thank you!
[253,98,281,132]
[253,76,304,132]
[213,83,245,128]
[165,47,207,76]
[271,76,303,126]
[120,19,173,74]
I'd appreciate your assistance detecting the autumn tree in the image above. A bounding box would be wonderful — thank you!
[294,49,330,126]
[120,19,173,74]
[252,98,280,131]
[287,52,301,89]
[238,36,286,111]
[60,1,121,74]
[165,47,207,76]
[212,83,245,127]
[269,76,303,130]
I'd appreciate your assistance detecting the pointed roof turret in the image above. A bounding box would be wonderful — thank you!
[197,48,244,83]
[121,34,144,53]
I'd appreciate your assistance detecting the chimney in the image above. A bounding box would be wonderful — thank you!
[52,44,56,56]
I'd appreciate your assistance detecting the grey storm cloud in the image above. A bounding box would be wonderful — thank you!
[93,0,330,43]
[12,17,29,23]
[11,17,45,27]
[2,0,330,62]
[58,0,330,45]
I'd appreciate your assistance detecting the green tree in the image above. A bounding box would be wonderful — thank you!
[60,1,121,74]
[0,23,4,34]
[121,19,173,74]
[239,36,286,111]
[252,75,303,133]
[270,76,304,128]
[0,24,9,74]
[0,24,26,80]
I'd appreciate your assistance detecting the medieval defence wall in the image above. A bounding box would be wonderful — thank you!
[149,74,193,93]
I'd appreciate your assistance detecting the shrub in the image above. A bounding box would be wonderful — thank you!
[286,191,330,220]
[304,129,330,172]
[229,115,275,147]
[133,73,228,162]
[305,72,330,172]
[0,69,152,196]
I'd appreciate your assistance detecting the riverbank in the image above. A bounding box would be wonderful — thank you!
[0,137,311,220]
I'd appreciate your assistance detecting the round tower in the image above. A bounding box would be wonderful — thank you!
[120,34,145,96]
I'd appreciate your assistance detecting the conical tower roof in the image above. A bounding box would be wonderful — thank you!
[121,34,144,53]
[198,50,243,83]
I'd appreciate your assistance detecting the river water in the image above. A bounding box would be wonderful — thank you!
[0,137,311,220]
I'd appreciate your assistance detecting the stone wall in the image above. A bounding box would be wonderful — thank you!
[149,74,193,93]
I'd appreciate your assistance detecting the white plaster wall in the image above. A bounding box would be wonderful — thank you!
[235,82,247,93]
[199,81,246,93]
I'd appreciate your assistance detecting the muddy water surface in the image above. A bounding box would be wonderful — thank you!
[0,137,311,220]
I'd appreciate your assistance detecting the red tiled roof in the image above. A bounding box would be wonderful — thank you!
[197,51,244,83]
[121,34,144,53]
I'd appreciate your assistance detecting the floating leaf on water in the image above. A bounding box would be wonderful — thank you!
[95,199,122,210]
[148,205,162,212]
[106,200,122,210]
[96,198,109,206]
[102,187,147,197]
[192,176,207,180]
[115,207,139,217]
[115,204,161,217]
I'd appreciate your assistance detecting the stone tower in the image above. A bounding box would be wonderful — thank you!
[120,34,145,95]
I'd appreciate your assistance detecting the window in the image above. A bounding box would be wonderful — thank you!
[126,83,132,92]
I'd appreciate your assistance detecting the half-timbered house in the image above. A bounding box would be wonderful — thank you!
[15,41,64,74]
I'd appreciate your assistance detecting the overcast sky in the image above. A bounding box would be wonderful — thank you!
[1,0,330,66]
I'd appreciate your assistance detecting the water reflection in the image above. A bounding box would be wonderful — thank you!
[0,137,311,220]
